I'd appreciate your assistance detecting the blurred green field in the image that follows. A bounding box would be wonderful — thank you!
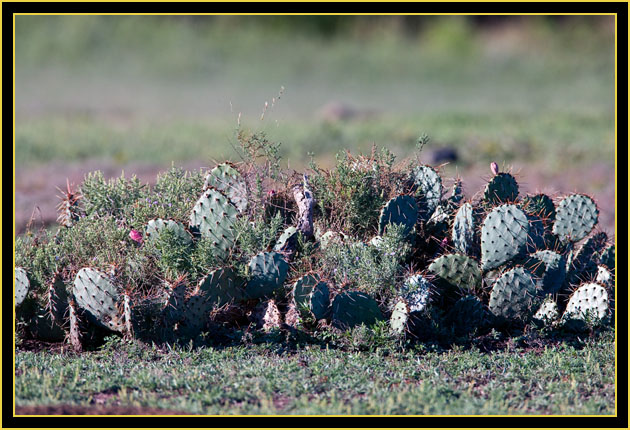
[15,15,615,169]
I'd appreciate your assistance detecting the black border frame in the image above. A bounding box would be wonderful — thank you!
[4,1,628,428]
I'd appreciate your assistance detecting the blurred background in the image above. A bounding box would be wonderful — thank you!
[14,15,615,235]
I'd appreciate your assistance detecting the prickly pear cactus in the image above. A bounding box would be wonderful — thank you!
[203,162,248,213]
[244,252,289,300]
[189,188,239,259]
[390,300,410,335]
[178,293,212,338]
[331,291,384,330]
[411,165,442,221]
[425,202,452,236]
[145,218,193,246]
[533,296,559,326]
[15,267,30,308]
[428,254,481,296]
[488,267,540,324]
[274,226,298,252]
[481,204,529,271]
[48,273,70,327]
[398,274,432,313]
[552,194,598,243]
[483,172,518,205]
[565,232,608,286]
[390,275,432,335]
[524,250,566,295]
[73,268,125,332]
[599,245,615,271]
[162,278,188,324]
[378,195,418,237]
[595,264,612,285]
[309,282,330,320]
[448,178,463,205]
[525,213,548,253]
[292,274,330,320]
[452,202,475,255]
[521,193,556,222]
[562,282,609,327]
[56,179,82,228]
[196,267,244,307]
[445,295,487,335]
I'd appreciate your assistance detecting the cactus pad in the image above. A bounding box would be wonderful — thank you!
[203,162,247,213]
[196,267,244,307]
[483,172,519,205]
[488,267,540,324]
[565,232,607,286]
[73,268,124,332]
[292,274,330,320]
[398,274,432,313]
[533,296,559,325]
[145,218,193,246]
[481,204,529,271]
[244,252,289,299]
[189,188,239,260]
[452,202,475,255]
[179,294,211,337]
[448,178,463,205]
[162,278,188,323]
[390,300,410,335]
[522,193,556,222]
[15,267,30,308]
[524,250,566,295]
[411,165,442,221]
[552,194,598,243]
[331,291,384,330]
[274,226,298,253]
[445,295,487,335]
[599,245,615,270]
[595,265,613,288]
[562,282,608,325]
[378,195,418,236]
[429,254,481,296]
[48,273,70,326]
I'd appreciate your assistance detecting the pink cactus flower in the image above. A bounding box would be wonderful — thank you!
[129,229,143,244]
[440,237,449,249]
[490,162,499,175]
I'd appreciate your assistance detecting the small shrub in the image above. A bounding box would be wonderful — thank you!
[321,224,411,300]
[309,146,407,238]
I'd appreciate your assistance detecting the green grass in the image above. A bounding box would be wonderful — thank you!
[15,331,616,415]
[14,110,614,170]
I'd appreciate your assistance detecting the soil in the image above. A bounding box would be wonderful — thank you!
[14,160,616,237]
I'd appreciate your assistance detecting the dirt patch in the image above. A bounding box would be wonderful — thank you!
[14,404,190,415]
[91,387,121,406]
[272,394,292,412]
[16,339,71,355]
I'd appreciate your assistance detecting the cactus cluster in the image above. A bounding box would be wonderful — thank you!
[14,151,615,351]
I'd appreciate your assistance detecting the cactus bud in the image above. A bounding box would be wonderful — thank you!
[491,162,499,175]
